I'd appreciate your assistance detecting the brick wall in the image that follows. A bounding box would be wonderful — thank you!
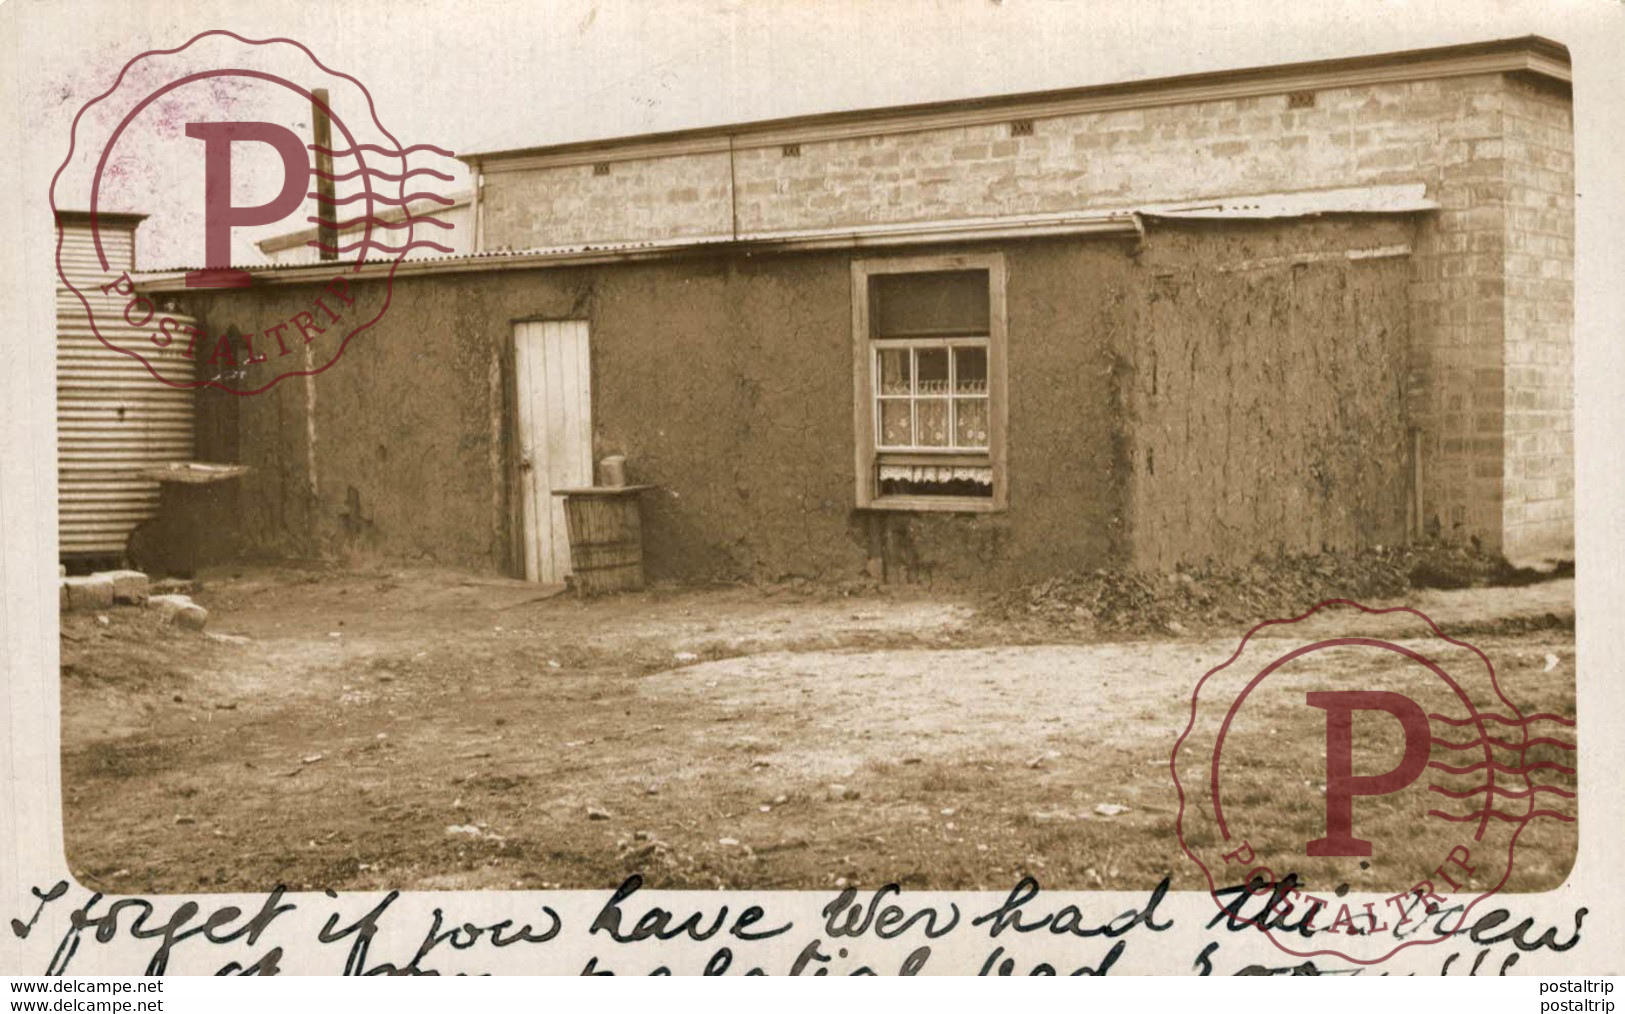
[477,69,1573,561]
[481,152,733,248]
[1500,74,1575,562]
[481,75,1523,244]
[1403,86,1509,553]
[727,80,1474,230]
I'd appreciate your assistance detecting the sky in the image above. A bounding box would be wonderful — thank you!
[7,0,1617,267]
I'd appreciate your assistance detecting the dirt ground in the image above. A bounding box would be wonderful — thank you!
[58,567,1577,895]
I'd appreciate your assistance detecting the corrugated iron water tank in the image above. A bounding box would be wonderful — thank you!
[55,211,197,559]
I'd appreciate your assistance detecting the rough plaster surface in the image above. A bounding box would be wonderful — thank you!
[1128,219,1414,569]
[184,220,1420,586]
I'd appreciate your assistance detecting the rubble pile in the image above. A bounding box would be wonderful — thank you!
[59,567,208,630]
[987,542,1552,637]
[1404,540,1572,589]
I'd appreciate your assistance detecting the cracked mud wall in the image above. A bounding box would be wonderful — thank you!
[189,275,512,569]
[184,238,1138,585]
[186,257,875,579]
[182,220,1412,585]
[1125,218,1416,570]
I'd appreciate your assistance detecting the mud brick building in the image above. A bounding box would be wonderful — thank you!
[138,36,1574,585]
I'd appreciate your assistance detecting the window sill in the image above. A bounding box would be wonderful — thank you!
[860,495,1004,514]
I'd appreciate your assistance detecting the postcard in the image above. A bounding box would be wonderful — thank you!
[2,0,1621,980]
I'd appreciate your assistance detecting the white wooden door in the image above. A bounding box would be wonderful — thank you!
[513,320,593,583]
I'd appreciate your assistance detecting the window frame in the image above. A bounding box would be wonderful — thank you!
[852,252,1008,512]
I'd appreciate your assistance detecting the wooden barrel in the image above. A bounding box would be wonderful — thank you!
[560,490,646,595]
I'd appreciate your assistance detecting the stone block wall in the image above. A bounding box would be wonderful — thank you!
[1500,74,1575,562]
[481,152,734,248]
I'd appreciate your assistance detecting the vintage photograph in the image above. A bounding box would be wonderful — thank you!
[46,12,1576,915]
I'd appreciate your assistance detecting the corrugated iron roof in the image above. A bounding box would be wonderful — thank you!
[133,184,1437,291]
[1138,184,1436,219]
[139,232,750,280]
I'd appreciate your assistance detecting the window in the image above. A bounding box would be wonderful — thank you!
[853,253,1007,511]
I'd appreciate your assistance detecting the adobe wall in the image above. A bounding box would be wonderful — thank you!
[186,238,1133,585]
[182,219,1413,586]
[1125,219,1415,569]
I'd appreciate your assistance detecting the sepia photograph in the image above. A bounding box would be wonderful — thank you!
[5,0,1619,984]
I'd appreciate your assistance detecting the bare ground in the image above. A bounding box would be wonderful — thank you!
[58,568,1576,895]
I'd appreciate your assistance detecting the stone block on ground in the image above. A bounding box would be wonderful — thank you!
[63,574,115,611]
[147,593,208,631]
[102,570,150,604]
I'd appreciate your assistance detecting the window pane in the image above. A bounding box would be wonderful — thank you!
[955,398,989,448]
[871,270,990,338]
[916,348,950,394]
[917,399,950,447]
[954,346,988,394]
[877,348,911,395]
[879,400,912,446]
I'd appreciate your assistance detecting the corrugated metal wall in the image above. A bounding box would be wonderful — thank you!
[56,216,197,557]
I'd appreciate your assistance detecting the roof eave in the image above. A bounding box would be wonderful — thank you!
[55,209,150,229]
[134,183,1438,292]
[460,35,1570,167]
